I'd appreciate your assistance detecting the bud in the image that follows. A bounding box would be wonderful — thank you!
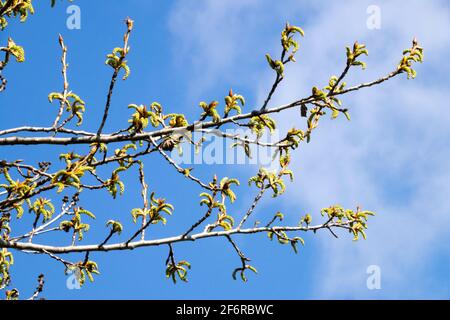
[125,18,134,31]
[58,34,64,48]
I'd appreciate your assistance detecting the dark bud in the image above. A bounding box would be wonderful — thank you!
[301,104,308,117]
[161,138,175,152]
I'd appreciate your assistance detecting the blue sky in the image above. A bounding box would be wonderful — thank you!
[1,0,450,299]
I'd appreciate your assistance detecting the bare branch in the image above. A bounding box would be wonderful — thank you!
[27,274,45,300]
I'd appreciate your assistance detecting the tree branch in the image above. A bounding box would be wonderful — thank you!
[1,221,352,254]
[0,69,402,147]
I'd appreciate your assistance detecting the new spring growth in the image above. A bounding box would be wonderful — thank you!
[71,260,100,285]
[266,54,285,76]
[0,0,35,30]
[59,207,96,241]
[105,18,134,80]
[4,38,25,62]
[265,22,304,77]
[0,14,426,289]
[398,38,424,79]
[48,92,86,126]
[281,22,305,61]
[131,192,174,225]
[266,23,305,78]
[0,248,13,289]
[166,260,191,284]
[346,41,369,69]
[199,101,220,123]
[224,89,245,118]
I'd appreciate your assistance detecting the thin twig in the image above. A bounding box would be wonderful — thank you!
[97,19,134,136]
[138,162,149,241]
[259,49,287,112]
[237,186,269,230]
[182,188,218,238]
[148,136,214,191]
[27,274,45,300]
[52,35,69,130]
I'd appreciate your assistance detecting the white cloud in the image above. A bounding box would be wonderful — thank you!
[168,0,263,98]
[274,0,450,299]
[169,0,450,298]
